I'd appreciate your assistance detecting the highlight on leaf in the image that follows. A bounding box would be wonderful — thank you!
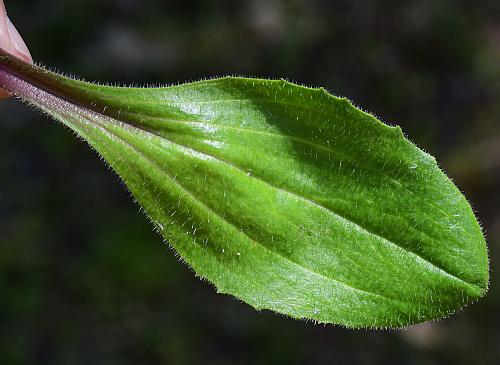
[0,49,489,328]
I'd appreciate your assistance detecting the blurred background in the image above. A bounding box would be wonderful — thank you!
[0,0,499,364]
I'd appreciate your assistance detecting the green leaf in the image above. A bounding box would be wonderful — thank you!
[0,50,489,328]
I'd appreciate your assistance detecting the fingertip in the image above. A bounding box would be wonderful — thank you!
[0,0,32,99]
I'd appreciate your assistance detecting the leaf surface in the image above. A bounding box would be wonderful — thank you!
[0,50,489,328]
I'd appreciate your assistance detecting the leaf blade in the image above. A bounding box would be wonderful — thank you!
[0,51,488,328]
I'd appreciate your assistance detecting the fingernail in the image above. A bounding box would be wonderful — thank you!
[6,17,32,63]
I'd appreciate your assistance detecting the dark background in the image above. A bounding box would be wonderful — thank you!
[0,1,499,364]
